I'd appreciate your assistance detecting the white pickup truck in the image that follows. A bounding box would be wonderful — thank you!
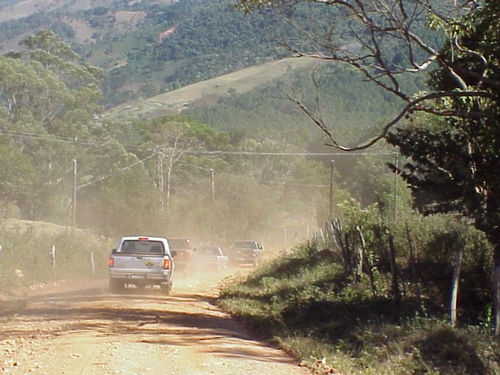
[108,236,174,294]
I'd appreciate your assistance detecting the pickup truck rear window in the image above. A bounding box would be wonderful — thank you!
[233,241,257,248]
[121,240,164,254]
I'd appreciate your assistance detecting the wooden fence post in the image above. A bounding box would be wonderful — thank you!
[388,234,401,305]
[50,245,56,274]
[90,251,95,278]
[405,223,422,310]
[356,225,377,296]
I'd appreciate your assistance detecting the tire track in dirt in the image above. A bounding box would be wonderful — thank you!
[0,272,312,375]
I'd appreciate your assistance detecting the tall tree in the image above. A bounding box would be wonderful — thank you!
[0,31,107,221]
[386,1,500,334]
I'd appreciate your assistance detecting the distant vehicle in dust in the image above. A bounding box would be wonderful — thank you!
[194,246,228,272]
[167,238,196,275]
[226,240,263,267]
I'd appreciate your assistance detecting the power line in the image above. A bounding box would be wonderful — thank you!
[177,160,214,172]
[0,129,108,147]
[77,153,156,190]
[185,150,395,157]
[0,129,395,157]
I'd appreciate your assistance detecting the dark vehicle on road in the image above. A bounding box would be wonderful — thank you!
[167,238,196,275]
[226,240,263,267]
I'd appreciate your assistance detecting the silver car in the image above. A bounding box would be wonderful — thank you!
[194,247,228,272]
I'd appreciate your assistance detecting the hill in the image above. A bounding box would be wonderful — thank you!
[0,0,342,107]
[103,56,318,120]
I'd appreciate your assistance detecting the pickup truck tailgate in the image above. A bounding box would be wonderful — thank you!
[113,254,164,270]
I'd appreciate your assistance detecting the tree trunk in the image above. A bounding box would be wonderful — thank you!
[166,153,175,212]
[355,240,363,283]
[493,242,500,337]
[450,248,463,328]
[405,223,421,310]
[157,153,165,211]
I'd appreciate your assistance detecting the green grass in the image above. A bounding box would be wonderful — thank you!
[218,243,500,375]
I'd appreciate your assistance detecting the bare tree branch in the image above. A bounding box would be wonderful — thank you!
[289,87,492,151]
[265,0,497,150]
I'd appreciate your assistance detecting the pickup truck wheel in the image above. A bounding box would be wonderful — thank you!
[109,279,123,293]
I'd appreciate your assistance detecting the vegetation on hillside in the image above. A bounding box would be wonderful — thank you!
[0,31,337,247]
[220,211,499,374]
[187,64,425,143]
[235,0,500,335]
[1,0,295,105]
[0,0,428,107]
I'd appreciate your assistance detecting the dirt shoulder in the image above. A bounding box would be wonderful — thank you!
[0,271,312,375]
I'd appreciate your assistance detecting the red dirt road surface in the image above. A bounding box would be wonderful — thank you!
[0,272,312,375]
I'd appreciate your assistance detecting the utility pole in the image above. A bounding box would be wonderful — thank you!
[210,168,215,241]
[72,159,77,227]
[157,151,165,211]
[210,169,215,202]
[329,160,335,219]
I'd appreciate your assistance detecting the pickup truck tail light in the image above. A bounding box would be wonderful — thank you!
[108,257,115,267]
[163,259,171,270]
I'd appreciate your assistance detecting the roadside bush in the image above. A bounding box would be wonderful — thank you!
[390,215,494,322]
[316,198,494,325]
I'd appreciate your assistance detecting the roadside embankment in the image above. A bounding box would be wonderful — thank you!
[219,241,500,375]
[0,219,112,295]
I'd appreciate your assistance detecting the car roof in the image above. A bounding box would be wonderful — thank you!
[121,236,167,241]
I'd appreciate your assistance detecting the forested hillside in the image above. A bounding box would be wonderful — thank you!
[186,64,426,142]
[0,0,349,106]
[0,0,429,244]
[0,27,415,254]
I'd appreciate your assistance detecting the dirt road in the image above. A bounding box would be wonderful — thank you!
[0,272,311,375]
